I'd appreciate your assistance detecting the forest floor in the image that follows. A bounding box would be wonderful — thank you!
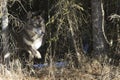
[0,58,120,80]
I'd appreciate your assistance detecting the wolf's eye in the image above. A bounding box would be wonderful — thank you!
[33,27,42,35]
[32,20,40,27]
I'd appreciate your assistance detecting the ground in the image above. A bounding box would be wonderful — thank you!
[0,58,120,80]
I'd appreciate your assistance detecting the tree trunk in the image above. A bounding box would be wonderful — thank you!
[0,0,9,63]
[91,0,106,55]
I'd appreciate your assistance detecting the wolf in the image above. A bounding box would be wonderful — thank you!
[3,12,45,62]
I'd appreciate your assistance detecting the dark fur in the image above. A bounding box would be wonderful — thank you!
[3,12,45,64]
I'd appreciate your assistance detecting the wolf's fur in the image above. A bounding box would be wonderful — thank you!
[3,12,45,61]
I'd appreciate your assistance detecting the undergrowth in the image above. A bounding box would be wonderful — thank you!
[0,0,120,80]
[0,55,120,80]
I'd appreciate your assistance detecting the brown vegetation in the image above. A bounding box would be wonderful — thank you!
[0,0,120,80]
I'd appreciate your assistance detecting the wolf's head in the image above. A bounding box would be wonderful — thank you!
[23,12,45,59]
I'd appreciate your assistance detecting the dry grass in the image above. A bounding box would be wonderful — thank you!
[0,0,120,80]
[0,56,120,80]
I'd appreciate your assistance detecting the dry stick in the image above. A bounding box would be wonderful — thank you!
[16,0,27,14]
[67,14,81,63]
[100,1,104,80]
[109,14,120,54]
[100,1,107,80]
[109,14,120,20]
[101,1,112,47]
[116,23,120,54]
